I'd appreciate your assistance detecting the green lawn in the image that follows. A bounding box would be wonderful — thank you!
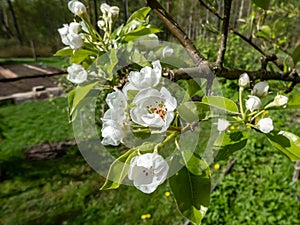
[0,97,299,225]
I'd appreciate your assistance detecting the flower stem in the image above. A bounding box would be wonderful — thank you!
[239,87,245,120]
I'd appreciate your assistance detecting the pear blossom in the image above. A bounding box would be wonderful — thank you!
[128,60,162,90]
[68,0,87,16]
[217,118,230,132]
[238,73,250,87]
[105,89,127,111]
[58,23,83,50]
[251,81,269,98]
[67,63,87,84]
[273,95,288,108]
[257,118,274,133]
[128,153,169,194]
[101,120,126,146]
[130,87,177,133]
[246,95,262,112]
[100,3,119,19]
[162,46,174,57]
[97,20,106,30]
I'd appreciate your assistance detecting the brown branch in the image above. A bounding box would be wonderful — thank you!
[216,0,232,67]
[168,65,300,84]
[198,0,223,20]
[145,0,207,65]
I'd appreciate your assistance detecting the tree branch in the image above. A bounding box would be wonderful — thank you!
[216,0,232,67]
[145,0,207,65]
[198,0,223,20]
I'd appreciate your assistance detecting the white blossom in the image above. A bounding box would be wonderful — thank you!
[66,63,87,84]
[100,3,119,19]
[273,95,288,107]
[97,20,106,30]
[128,153,169,194]
[58,23,83,50]
[101,120,125,146]
[257,118,274,133]
[130,87,177,133]
[68,0,87,16]
[127,60,162,90]
[246,95,262,112]
[217,118,230,132]
[251,81,269,98]
[238,73,250,87]
[105,89,127,111]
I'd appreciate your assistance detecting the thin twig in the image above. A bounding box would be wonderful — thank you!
[145,0,207,65]
[293,160,300,182]
[198,0,223,20]
[216,0,232,67]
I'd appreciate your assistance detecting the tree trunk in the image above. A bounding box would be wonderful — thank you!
[0,4,13,38]
[123,0,128,22]
[6,0,22,44]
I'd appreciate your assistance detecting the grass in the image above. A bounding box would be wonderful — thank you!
[0,97,299,225]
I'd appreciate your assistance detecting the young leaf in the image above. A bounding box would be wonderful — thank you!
[127,7,151,23]
[70,49,98,64]
[169,155,210,225]
[100,149,137,190]
[252,0,271,10]
[70,81,98,115]
[292,45,300,65]
[287,94,300,108]
[202,96,239,114]
[214,131,248,161]
[177,102,210,123]
[55,47,73,57]
[266,131,300,162]
[122,25,161,42]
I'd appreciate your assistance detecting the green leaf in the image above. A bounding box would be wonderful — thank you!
[292,45,300,65]
[252,0,270,10]
[266,131,300,162]
[169,155,210,225]
[287,94,300,108]
[70,49,98,64]
[70,81,98,115]
[202,96,239,114]
[100,142,156,190]
[55,47,73,57]
[256,25,272,39]
[68,88,76,122]
[214,131,248,161]
[100,149,137,190]
[177,102,210,123]
[181,151,209,176]
[123,25,161,42]
[127,7,151,23]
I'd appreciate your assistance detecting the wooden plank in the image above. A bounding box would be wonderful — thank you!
[0,66,17,78]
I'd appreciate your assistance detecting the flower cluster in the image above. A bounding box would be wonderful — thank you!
[100,61,176,193]
[240,73,288,133]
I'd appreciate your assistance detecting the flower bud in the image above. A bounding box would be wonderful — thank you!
[109,6,120,19]
[67,63,87,84]
[97,20,106,30]
[251,81,269,98]
[238,73,250,87]
[257,118,274,133]
[217,118,230,132]
[246,95,262,112]
[273,95,288,108]
[68,0,86,16]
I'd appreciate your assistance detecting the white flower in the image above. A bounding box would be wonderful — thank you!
[246,95,262,112]
[128,153,169,194]
[251,81,269,98]
[217,118,230,132]
[128,60,162,90]
[257,118,274,133]
[273,95,288,107]
[100,3,119,19]
[67,63,87,84]
[238,73,250,87]
[68,22,81,34]
[105,89,127,111]
[97,20,106,30]
[130,87,177,133]
[101,120,125,146]
[68,0,87,16]
[58,23,83,50]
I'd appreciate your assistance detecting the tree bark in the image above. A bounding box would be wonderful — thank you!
[6,0,22,45]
